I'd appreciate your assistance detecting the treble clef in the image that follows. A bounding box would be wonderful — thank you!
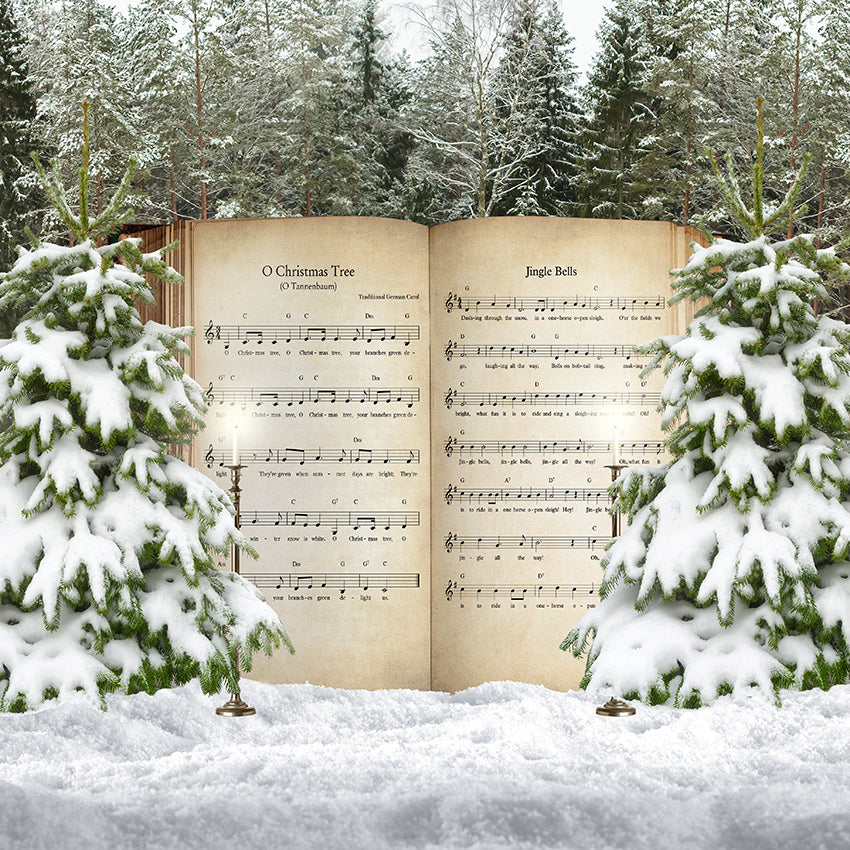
[444,436,455,457]
[444,340,454,361]
[445,292,456,313]
[444,533,455,553]
[444,485,455,505]
[444,388,455,410]
[204,319,220,343]
[204,444,214,469]
[205,382,214,404]
[445,580,456,602]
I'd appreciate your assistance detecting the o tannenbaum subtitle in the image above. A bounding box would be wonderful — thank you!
[564,103,850,708]
[0,110,291,712]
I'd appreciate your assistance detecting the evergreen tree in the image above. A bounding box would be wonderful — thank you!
[0,0,39,283]
[275,0,361,216]
[125,0,192,223]
[488,0,580,216]
[345,0,415,218]
[579,0,653,219]
[563,104,850,708]
[0,118,290,712]
[25,0,140,233]
[637,0,717,225]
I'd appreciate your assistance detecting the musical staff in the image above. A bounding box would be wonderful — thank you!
[239,510,420,532]
[444,291,665,314]
[204,320,420,348]
[443,388,659,409]
[444,340,640,362]
[444,484,608,506]
[443,533,610,553]
[204,444,419,468]
[443,436,665,458]
[444,579,596,602]
[206,384,420,408]
[242,572,421,592]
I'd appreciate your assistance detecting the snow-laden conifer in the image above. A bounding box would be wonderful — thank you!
[563,102,850,707]
[0,110,291,712]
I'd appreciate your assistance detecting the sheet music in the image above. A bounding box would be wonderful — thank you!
[189,218,432,689]
[429,217,689,692]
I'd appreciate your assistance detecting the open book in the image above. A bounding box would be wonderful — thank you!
[137,216,700,692]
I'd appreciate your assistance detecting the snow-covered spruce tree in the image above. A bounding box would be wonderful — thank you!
[0,125,291,712]
[562,105,850,708]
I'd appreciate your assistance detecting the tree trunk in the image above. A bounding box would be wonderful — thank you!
[194,15,207,220]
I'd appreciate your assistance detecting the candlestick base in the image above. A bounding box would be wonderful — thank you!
[596,697,636,717]
[215,693,256,717]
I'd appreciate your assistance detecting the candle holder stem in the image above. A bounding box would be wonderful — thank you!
[216,464,255,717]
[604,463,627,538]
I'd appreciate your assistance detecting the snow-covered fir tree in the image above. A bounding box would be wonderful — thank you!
[578,0,653,219]
[0,118,291,712]
[0,0,40,286]
[563,104,850,708]
[488,0,580,216]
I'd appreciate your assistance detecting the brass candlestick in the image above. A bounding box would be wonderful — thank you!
[598,462,635,717]
[216,463,256,717]
[604,463,627,538]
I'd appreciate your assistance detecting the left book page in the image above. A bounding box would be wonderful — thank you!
[185,218,432,689]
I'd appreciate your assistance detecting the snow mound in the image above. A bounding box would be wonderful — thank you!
[2,680,850,849]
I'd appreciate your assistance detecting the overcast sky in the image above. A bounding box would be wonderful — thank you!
[107,0,608,76]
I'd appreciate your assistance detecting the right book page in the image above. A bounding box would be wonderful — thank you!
[429,217,700,692]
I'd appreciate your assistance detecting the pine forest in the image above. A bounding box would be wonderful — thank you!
[2,0,849,253]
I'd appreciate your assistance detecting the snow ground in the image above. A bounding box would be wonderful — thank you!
[2,679,850,850]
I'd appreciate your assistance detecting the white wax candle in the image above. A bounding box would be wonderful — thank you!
[613,426,620,466]
[232,424,239,465]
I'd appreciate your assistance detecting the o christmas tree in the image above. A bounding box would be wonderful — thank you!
[0,111,291,712]
[563,104,850,707]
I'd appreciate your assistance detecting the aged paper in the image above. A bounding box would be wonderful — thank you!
[188,218,432,689]
[429,218,696,691]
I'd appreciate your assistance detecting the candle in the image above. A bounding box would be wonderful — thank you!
[232,424,240,465]
[612,425,619,466]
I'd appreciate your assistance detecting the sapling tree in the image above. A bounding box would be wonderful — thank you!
[0,112,291,712]
[563,103,850,707]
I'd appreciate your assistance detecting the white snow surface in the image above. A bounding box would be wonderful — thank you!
[3,679,850,850]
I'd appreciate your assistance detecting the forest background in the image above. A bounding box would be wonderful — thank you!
[2,0,849,293]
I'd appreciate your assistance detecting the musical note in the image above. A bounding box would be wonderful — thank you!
[204,446,421,467]
[442,485,609,505]
[442,535,610,551]
[442,341,641,362]
[443,293,665,314]
[200,322,420,347]
[441,390,659,409]
[242,572,421,591]
[442,437,665,458]
[236,510,420,530]
[205,386,420,408]
[442,579,596,601]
